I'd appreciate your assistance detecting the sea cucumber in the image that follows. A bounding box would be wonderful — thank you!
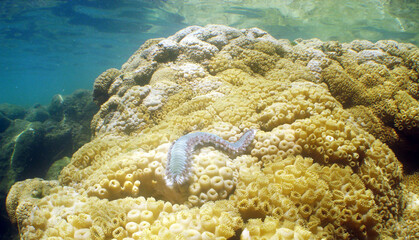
[165,129,257,186]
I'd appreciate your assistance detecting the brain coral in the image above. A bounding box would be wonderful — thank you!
[7,25,419,239]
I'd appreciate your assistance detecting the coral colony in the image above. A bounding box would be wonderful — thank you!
[7,25,418,239]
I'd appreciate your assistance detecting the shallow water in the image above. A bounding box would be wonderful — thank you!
[0,0,418,106]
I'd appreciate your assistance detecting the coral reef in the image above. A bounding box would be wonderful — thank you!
[0,90,98,239]
[0,90,97,193]
[7,25,419,239]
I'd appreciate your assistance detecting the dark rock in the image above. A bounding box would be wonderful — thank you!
[0,103,26,120]
[0,112,11,132]
[0,120,45,194]
[45,156,71,180]
[42,120,72,160]
[24,105,50,122]
[48,94,65,121]
[60,89,99,150]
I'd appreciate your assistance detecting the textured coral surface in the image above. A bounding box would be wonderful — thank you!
[7,25,419,239]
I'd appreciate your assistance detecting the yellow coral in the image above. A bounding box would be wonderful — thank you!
[93,68,121,106]
[6,178,58,225]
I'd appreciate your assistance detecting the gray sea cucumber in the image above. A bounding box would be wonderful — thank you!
[165,129,257,186]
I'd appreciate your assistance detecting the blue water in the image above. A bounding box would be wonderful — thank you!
[0,0,418,106]
[0,0,185,106]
